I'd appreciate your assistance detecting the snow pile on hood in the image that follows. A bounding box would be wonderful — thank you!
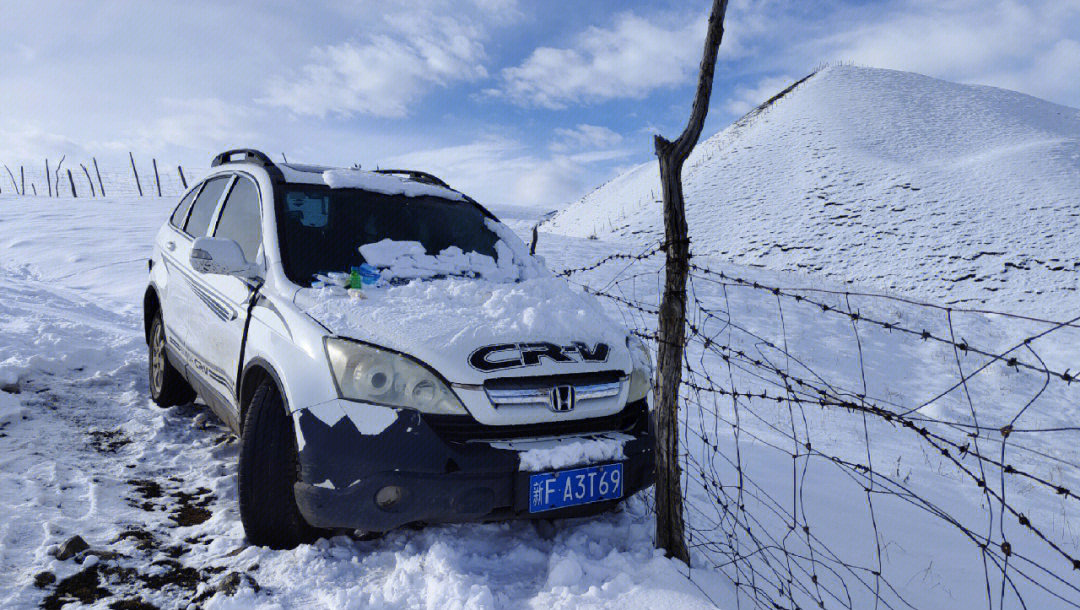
[298,274,626,378]
[322,169,465,201]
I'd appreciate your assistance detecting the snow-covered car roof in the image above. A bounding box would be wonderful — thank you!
[276,163,465,201]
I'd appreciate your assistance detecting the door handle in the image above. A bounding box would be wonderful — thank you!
[166,241,176,252]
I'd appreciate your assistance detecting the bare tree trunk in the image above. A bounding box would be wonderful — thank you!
[152,158,161,197]
[20,166,25,195]
[46,159,52,197]
[178,165,187,189]
[653,0,729,564]
[129,152,142,196]
[93,158,105,197]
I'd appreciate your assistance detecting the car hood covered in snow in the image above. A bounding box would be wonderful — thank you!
[296,275,632,385]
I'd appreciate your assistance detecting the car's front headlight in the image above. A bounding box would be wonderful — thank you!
[324,338,468,416]
[626,335,654,404]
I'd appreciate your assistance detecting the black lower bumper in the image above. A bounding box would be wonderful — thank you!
[293,400,654,532]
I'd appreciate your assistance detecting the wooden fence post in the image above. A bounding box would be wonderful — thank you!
[67,169,77,198]
[129,152,142,196]
[93,158,105,197]
[3,164,18,194]
[178,165,187,189]
[20,166,25,195]
[46,159,52,197]
[653,0,728,564]
[54,155,65,197]
[31,183,37,196]
[153,158,161,196]
[81,164,96,197]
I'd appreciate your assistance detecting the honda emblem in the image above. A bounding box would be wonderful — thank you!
[548,385,576,412]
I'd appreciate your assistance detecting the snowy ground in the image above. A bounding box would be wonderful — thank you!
[544,65,1080,320]
[0,196,727,610]
[3,190,1079,609]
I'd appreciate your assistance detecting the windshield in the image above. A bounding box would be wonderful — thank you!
[276,185,501,287]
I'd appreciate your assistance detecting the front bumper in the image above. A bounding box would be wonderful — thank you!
[292,399,654,532]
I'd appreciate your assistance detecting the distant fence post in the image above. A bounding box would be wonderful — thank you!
[81,164,96,197]
[129,152,142,196]
[93,158,105,197]
[46,159,52,197]
[153,158,161,197]
[178,165,187,189]
[3,164,17,194]
[67,169,77,198]
[652,0,728,565]
[54,155,65,197]
[20,166,25,195]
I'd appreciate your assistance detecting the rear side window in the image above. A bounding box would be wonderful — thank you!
[214,178,262,262]
[184,177,230,237]
[169,187,199,229]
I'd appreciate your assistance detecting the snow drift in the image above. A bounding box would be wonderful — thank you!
[543,65,1080,318]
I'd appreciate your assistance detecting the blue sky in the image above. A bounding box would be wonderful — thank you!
[1,0,1078,207]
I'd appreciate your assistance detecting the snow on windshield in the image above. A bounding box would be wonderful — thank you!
[345,219,542,285]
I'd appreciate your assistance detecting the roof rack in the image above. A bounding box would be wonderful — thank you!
[211,149,276,168]
[374,168,451,189]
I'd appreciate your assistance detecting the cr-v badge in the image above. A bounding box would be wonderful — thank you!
[468,342,610,372]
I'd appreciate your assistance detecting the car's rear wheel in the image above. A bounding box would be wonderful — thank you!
[238,380,323,549]
[148,313,195,407]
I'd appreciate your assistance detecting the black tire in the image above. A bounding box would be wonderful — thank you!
[238,380,322,549]
[148,313,196,407]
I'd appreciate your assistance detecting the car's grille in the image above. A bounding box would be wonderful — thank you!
[424,398,649,443]
[481,370,625,390]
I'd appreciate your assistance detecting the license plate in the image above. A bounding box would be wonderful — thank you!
[528,463,623,513]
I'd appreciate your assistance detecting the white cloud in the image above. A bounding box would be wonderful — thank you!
[822,0,1080,107]
[0,124,90,163]
[123,98,257,153]
[551,124,624,152]
[495,12,707,109]
[261,3,512,118]
[722,74,795,117]
[386,137,587,207]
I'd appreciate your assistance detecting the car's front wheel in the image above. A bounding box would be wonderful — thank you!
[148,313,195,407]
[238,380,323,549]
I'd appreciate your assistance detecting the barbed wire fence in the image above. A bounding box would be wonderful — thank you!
[558,243,1080,609]
[0,155,208,199]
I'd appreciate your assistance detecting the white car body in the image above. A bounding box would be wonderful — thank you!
[144,150,654,532]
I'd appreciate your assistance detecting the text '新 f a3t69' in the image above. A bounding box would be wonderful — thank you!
[143,149,655,548]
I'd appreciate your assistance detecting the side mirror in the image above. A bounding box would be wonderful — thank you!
[190,237,258,279]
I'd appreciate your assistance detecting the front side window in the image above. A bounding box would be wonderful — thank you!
[184,176,231,237]
[214,177,261,262]
[169,186,200,229]
[277,185,499,286]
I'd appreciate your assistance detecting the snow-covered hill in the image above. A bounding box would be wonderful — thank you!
[543,66,1080,318]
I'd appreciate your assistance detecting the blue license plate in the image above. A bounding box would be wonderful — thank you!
[528,463,623,513]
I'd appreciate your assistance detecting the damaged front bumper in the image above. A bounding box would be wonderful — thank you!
[291,398,655,532]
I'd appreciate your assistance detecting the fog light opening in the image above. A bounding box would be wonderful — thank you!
[375,485,406,510]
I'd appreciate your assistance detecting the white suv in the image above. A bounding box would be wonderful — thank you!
[144,149,654,548]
